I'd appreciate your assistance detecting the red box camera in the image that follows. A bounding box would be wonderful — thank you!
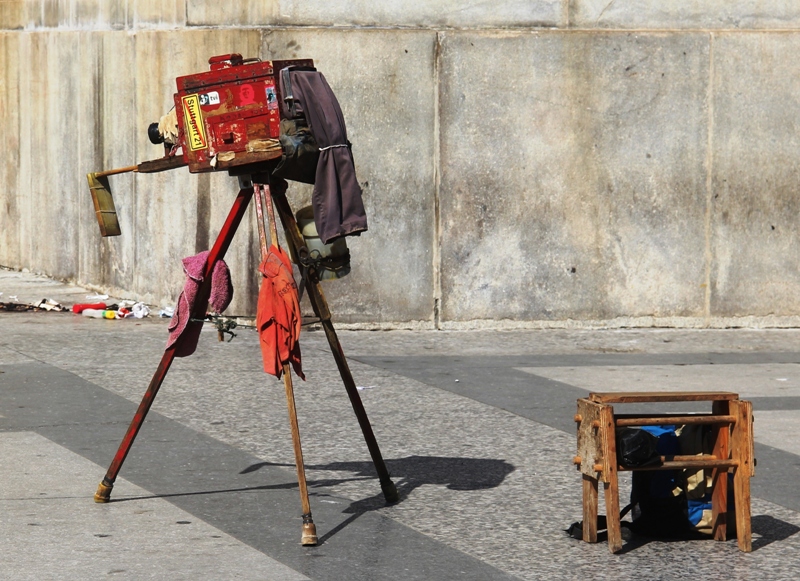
[174,54,313,173]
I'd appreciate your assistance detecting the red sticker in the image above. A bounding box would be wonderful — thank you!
[238,84,256,106]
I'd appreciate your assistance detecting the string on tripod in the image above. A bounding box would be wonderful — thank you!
[190,314,255,328]
[189,312,321,343]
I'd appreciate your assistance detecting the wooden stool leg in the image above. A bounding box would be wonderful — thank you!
[582,475,599,543]
[733,465,752,552]
[604,476,622,553]
[600,406,623,553]
[731,400,754,552]
[711,400,730,541]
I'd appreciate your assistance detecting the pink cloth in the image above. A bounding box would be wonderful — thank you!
[167,250,233,357]
[256,245,304,379]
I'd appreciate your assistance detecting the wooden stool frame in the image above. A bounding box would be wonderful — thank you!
[574,391,754,553]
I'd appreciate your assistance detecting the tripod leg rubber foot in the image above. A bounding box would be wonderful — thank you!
[94,481,113,503]
[381,479,399,503]
[301,522,318,546]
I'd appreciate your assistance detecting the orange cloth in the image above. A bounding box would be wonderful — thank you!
[256,245,305,380]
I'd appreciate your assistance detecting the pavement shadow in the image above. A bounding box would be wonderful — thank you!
[241,455,515,498]
[241,455,516,544]
[606,514,800,554]
[751,514,800,550]
[113,455,514,546]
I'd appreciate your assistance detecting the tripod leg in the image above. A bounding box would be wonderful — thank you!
[282,363,318,545]
[266,177,399,503]
[254,182,317,545]
[94,184,255,502]
[318,318,398,502]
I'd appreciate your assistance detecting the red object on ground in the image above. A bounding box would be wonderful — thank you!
[256,245,304,380]
[72,302,107,313]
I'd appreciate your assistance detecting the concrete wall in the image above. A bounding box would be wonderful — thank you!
[2,2,800,328]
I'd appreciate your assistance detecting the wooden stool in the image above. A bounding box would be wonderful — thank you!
[574,391,754,553]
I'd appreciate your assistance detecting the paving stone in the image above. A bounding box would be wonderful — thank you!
[3,271,800,579]
[0,432,309,581]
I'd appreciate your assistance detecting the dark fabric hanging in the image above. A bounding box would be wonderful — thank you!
[280,70,368,244]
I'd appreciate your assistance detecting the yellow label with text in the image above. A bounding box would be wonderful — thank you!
[181,94,207,151]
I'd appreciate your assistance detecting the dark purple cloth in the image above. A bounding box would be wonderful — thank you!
[286,71,367,244]
[166,251,233,357]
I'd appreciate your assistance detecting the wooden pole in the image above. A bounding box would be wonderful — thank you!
[253,182,317,546]
[267,178,398,502]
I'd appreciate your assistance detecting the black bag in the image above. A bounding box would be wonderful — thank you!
[272,65,320,184]
[616,428,660,468]
[626,425,716,539]
[628,470,697,538]
[271,117,319,184]
[569,426,724,542]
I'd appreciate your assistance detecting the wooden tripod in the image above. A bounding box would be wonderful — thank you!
[93,170,398,545]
